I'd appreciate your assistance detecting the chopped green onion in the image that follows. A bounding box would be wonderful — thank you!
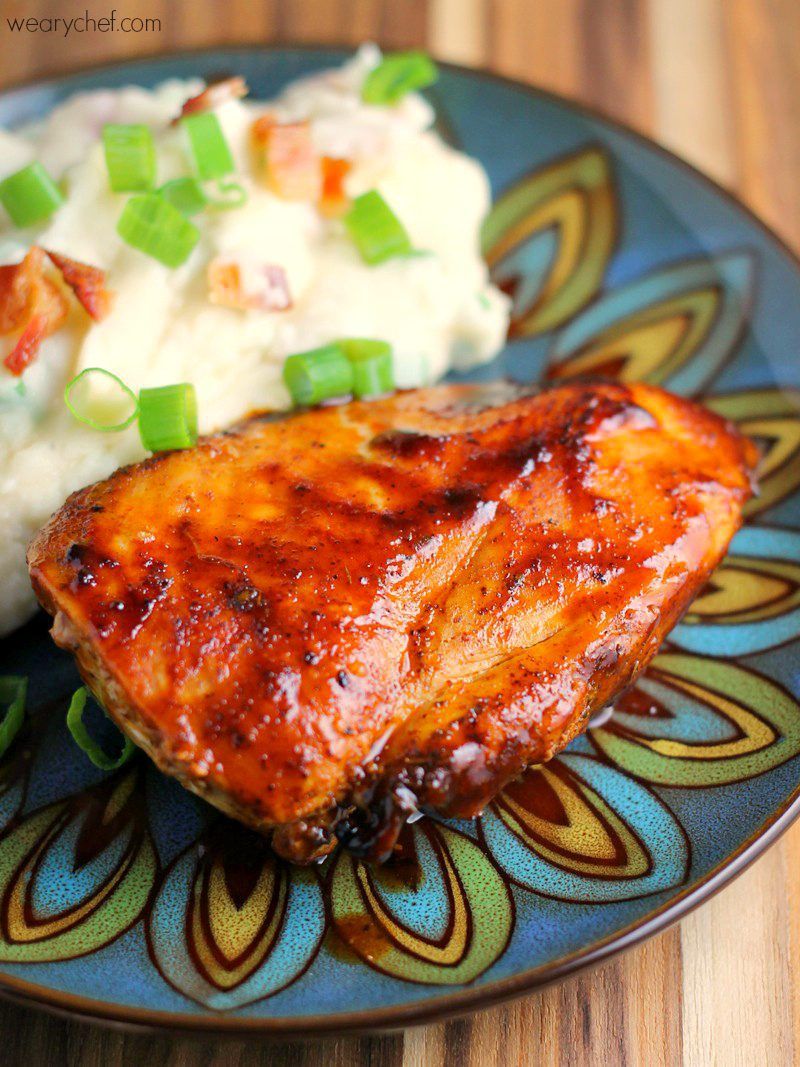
[117,193,200,267]
[283,343,354,406]
[159,177,207,216]
[0,162,63,227]
[102,124,156,193]
[139,382,198,451]
[344,191,412,265]
[341,338,395,398]
[66,687,135,771]
[182,112,235,181]
[362,51,439,106]
[0,676,26,759]
[207,179,248,211]
[64,367,139,432]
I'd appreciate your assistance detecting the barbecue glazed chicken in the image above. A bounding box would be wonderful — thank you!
[28,381,757,863]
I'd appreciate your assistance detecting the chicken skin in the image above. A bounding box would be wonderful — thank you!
[28,381,757,862]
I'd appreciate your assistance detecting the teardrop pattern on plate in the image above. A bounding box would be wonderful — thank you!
[672,527,800,655]
[589,653,800,786]
[479,753,689,902]
[482,146,617,337]
[547,252,754,395]
[330,820,513,985]
[147,821,325,1010]
[0,767,156,961]
[706,389,800,517]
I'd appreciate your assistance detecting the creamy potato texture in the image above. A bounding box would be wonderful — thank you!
[0,47,510,635]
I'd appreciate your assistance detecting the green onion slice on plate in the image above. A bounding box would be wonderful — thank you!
[102,124,156,193]
[283,343,354,406]
[0,162,64,227]
[0,676,26,760]
[64,367,139,432]
[138,382,198,452]
[158,176,208,216]
[66,687,135,771]
[340,338,395,398]
[362,51,439,106]
[344,190,412,265]
[117,193,200,267]
[182,111,235,181]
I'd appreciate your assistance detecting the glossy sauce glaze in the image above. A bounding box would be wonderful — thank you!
[28,381,757,862]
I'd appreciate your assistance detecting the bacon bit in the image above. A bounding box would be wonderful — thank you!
[45,250,113,322]
[251,118,321,201]
[319,157,351,218]
[0,248,44,334]
[0,248,68,376]
[208,258,292,312]
[0,248,109,375]
[4,314,49,376]
[175,76,248,122]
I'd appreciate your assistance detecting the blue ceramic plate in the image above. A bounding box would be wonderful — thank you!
[1,47,800,1035]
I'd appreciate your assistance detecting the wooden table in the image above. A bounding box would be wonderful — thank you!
[1,0,798,1063]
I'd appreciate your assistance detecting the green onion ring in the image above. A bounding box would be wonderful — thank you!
[362,51,439,106]
[117,193,200,268]
[283,344,354,406]
[0,162,64,227]
[66,687,136,771]
[340,338,395,398]
[344,190,412,265]
[182,111,235,181]
[102,124,157,193]
[138,382,198,452]
[0,676,26,759]
[64,367,139,432]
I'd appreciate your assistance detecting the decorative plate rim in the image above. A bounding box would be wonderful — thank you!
[2,43,800,1037]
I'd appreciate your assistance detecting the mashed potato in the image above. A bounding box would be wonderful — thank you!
[0,46,510,635]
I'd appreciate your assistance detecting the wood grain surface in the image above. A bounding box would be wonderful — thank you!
[0,1,797,1064]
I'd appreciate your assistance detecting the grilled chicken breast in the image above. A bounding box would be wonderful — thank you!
[28,381,756,862]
